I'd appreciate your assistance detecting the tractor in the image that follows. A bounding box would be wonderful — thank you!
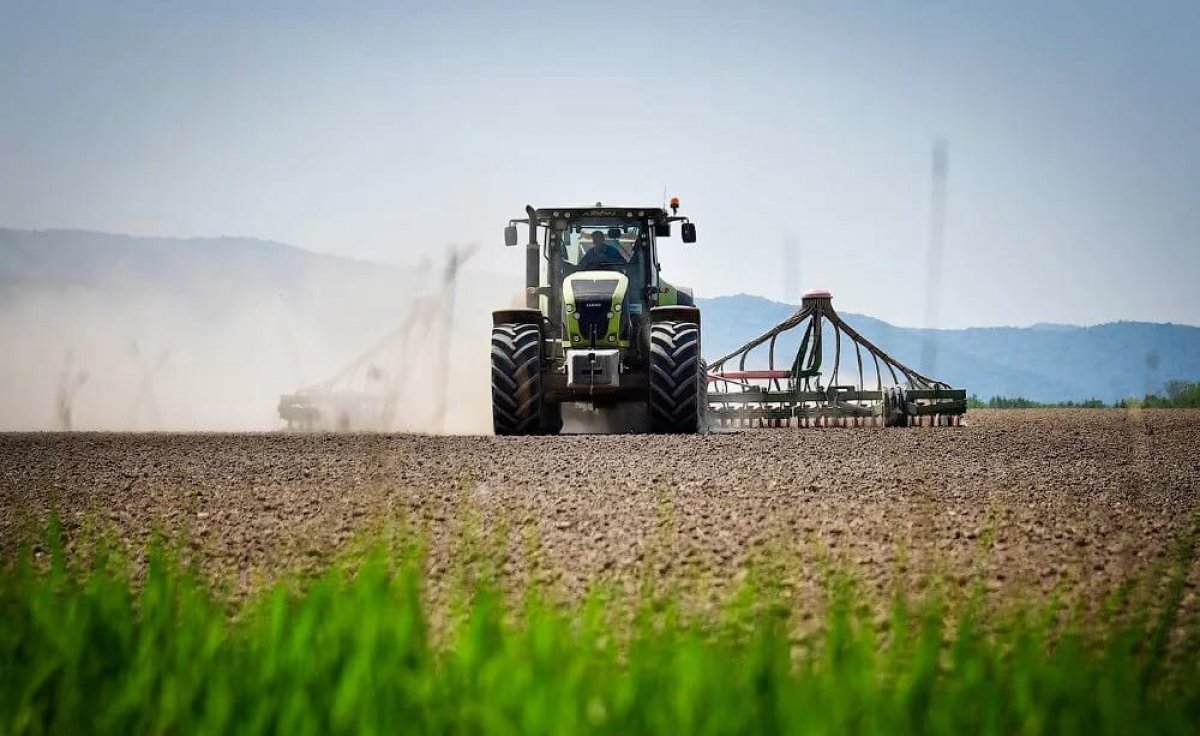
[491,200,704,435]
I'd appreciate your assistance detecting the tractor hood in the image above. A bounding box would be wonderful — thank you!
[562,272,628,348]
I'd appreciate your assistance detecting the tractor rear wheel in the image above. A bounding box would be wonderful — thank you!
[648,320,703,433]
[491,323,557,435]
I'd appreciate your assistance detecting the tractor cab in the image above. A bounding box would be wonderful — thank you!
[556,222,640,273]
[504,203,697,357]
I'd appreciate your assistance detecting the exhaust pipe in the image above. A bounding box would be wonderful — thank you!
[525,205,539,309]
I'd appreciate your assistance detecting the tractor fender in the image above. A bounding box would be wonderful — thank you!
[650,305,701,326]
[492,308,543,327]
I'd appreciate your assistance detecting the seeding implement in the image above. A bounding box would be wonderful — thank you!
[707,290,966,428]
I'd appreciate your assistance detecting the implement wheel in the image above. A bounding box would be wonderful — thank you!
[648,320,703,434]
[491,323,559,435]
[883,386,909,428]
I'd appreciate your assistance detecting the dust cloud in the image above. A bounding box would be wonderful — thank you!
[0,236,509,434]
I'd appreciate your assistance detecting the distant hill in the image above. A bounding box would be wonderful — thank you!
[699,294,1200,403]
[0,228,408,319]
[1,229,1196,429]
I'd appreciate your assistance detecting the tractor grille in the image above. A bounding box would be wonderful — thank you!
[570,278,619,345]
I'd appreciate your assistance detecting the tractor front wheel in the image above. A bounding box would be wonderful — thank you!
[648,320,703,433]
[491,323,558,435]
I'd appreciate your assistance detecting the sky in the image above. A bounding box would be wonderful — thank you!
[2,0,1198,328]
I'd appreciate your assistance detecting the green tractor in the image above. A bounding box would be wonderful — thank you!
[491,201,704,435]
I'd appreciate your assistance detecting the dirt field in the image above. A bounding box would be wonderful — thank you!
[2,410,1197,609]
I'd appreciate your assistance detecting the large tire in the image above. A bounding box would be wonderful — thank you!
[648,320,703,433]
[491,323,553,435]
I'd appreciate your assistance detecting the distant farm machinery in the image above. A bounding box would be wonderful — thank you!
[276,314,422,432]
[706,290,966,428]
[277,247,473,432]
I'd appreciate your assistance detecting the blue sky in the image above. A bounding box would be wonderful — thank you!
[2,0,1198,327]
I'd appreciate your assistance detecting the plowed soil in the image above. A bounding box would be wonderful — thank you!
[2,410,1198,609]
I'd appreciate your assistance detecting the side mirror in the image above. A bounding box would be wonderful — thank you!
[504,225,519,247]
[681,223,697,243]
[654,222,671,237]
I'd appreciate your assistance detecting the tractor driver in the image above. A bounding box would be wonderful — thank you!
[577,229,624,270]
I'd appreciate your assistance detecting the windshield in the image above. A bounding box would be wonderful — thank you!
[553,221,644,268]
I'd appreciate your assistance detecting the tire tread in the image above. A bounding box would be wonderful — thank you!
[647,321,703,433]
